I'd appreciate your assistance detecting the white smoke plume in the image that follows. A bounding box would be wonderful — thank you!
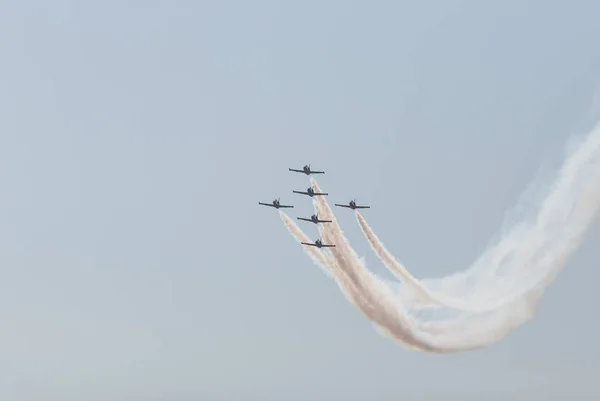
[280,119,600,353]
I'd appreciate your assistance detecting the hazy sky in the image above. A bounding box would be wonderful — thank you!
[2,1,600,400]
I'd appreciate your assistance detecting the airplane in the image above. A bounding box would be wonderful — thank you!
[289,164,325,175]
[334,199,370,209]
[297,214,332,224]
[293,187,328,197]
[301,238,335,248]
[258,198,294,209]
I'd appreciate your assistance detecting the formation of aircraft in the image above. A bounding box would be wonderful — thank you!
[258,198,294,209]
[259,165,372,249]
[293,186,328,197]
[289,164,325,175]
[297,214,332,224]
[301,238,335,248]
[334,199,370,209]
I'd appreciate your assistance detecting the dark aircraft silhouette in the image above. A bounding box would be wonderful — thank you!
[293,187,328,197]
[301,238,335,248]
[334,199,370,209]
[289,164,325,175]
[297,214,332,224]
[258,198,294,209]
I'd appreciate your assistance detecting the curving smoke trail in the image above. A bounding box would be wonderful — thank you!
[311,181,546,352]
[355,121,600,314]
[279,211,434,350]
[279,118,600,353]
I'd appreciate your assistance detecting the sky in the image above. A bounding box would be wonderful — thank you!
[2,1,600,400]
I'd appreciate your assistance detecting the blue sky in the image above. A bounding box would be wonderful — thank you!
[2,1,600,400]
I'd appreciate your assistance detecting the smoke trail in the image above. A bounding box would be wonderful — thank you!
[356,212,548,314]
[281,203,470,351]
[279,211,434,350]
[283,191,550,352]
[279,210,369,312]
[280,120,600,353]
[279,210,399,322]
[355,212,488,311]
[308,179,535,351]
[308,195,452,351]
[279,211,335,278]
[308,180,558,352]
[356,121,600,314]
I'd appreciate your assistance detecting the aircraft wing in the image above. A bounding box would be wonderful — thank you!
[354,205,370,209]
[289,168,304,173]
[259,202,276,207]
[300,242,317,247]
[322,244,335,247]
[293,190,309,195]
[313,192,328,196]
[311,170,325,174]
[317,219,332,223]
[297,217,311,222]
[278,205,294,208]
[334,204,352,208]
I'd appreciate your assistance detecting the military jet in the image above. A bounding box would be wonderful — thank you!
[297,214,332,224]
[301,238,335,248]
[293,187,328,197]
[334,199,370,209]
[258,198,294,209]
[289,164,325,175]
